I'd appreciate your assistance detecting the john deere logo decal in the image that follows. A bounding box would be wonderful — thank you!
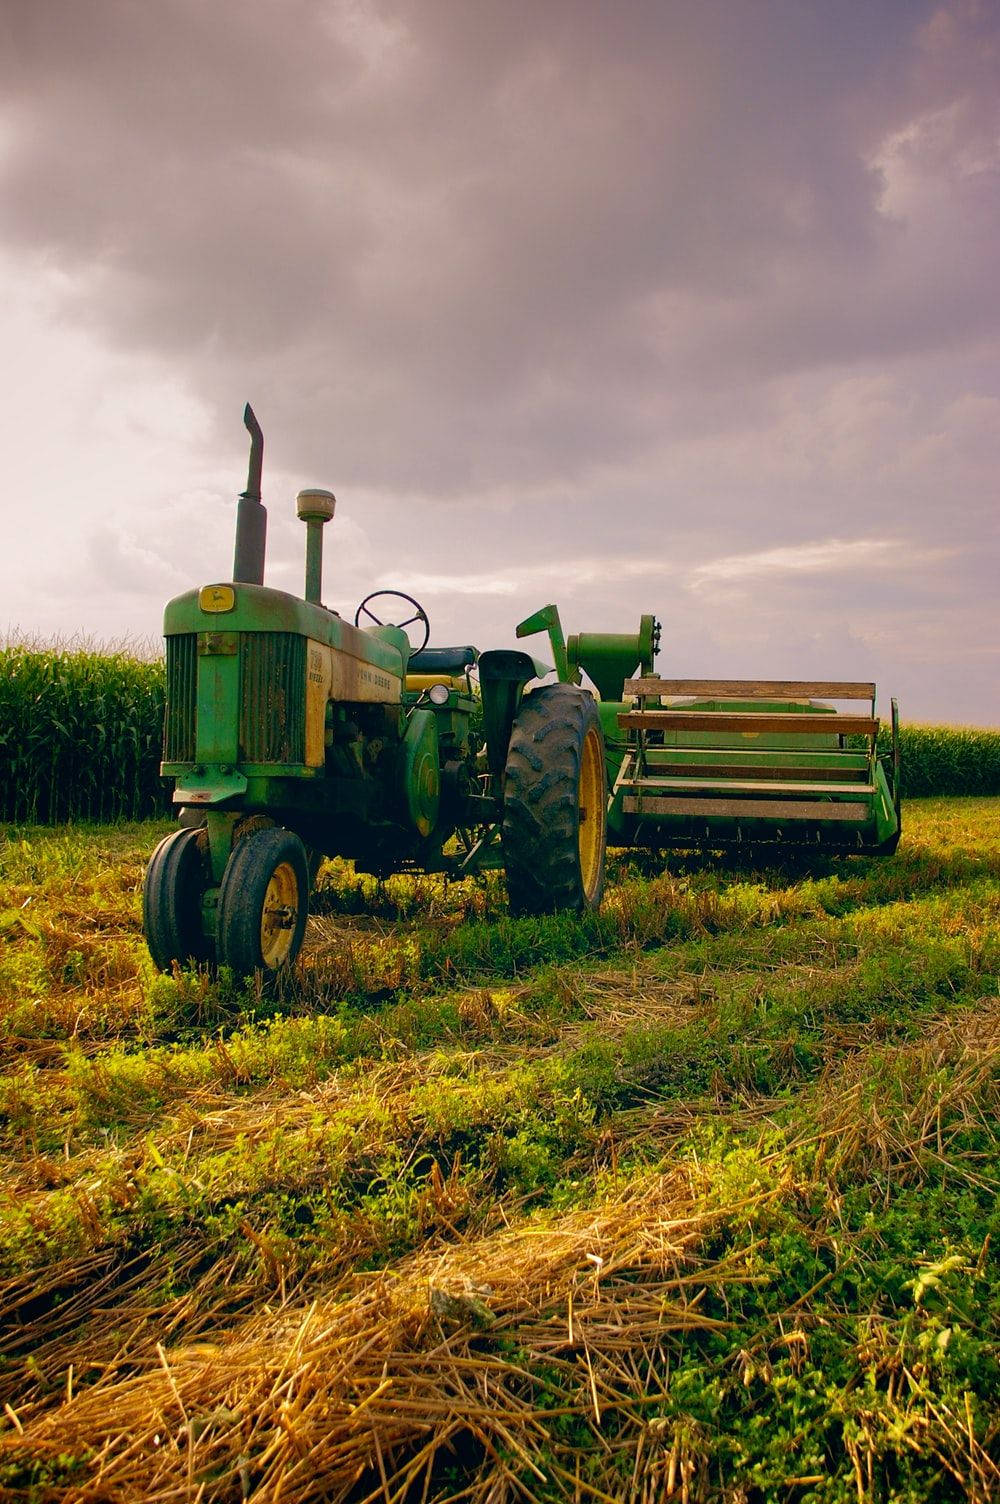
[200,584,236,613]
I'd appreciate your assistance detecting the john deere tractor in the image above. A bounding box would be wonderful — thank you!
[143,408,607,978]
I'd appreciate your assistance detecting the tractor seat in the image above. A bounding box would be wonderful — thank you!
[407,645,478,674]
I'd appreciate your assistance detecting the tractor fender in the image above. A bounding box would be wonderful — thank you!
[478,649,552,782]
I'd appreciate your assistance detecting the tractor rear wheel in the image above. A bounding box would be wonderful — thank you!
[143,826,212,972]
[216,827,310,979]
[502,683,607,916]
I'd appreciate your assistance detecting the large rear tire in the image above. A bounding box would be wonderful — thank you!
[502,684,607,916]
[143,826,212,972]
[216,827,310,979]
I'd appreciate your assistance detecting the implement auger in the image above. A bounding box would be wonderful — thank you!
[517,605,901,858]
[143,409,606,980]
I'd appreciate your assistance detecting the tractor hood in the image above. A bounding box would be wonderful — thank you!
[163,583,405,680]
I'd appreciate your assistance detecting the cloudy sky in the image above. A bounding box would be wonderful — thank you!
[1,0,997,721]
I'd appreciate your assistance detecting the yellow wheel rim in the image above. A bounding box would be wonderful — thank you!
[577,725,606,903]
[260,861,299,967]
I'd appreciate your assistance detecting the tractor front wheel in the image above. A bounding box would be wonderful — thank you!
[502,683,607,916]
[216,827,310,979]
[143,826,212,972]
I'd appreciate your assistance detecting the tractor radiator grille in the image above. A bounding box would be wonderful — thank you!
[163,634,197,762]
[239,633,306,764]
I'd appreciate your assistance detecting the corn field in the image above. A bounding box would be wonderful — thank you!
[1,643,999,824]
[886,723,1000,797]
[0,643,166,824]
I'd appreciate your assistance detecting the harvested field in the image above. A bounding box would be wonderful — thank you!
[0,799,998,1501]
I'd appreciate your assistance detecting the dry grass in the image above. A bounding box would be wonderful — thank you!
[1,802,999,1500]
[12,1166,732,1501]
[3,1005,997,1502]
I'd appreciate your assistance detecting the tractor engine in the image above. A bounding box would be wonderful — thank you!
[161,578,424,856]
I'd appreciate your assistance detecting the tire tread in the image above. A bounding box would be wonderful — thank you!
[502,683,606,916]
[217,827,309,978]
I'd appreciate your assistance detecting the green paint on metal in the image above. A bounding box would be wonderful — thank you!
[478,649,552,782]
[567,614,659,701]
[517,602,660,701]
[164,584,405,676]
[516,605,576,684]
[399,708,441,837]
[364,622,412,676]
[172,767,248,809]
[195,653,241,767]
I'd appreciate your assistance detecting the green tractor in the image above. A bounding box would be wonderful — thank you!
[517,605,900,857]
[144,408,607,979]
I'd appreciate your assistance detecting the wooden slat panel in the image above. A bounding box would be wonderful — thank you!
[622,796,870,822]
[644,747,869,762]
[624,678,875,700]
[625,778,875,795]
[618,710,879,735]
[645,762,866,782]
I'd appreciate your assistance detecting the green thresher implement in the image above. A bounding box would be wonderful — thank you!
[517,605,901,857]
[144,409,608,980]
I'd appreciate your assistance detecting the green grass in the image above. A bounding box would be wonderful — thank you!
[0,802,998,1501]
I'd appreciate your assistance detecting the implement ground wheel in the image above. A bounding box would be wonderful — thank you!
[502,683,607,916]
[217,827,310,979]
[143,826,212,972]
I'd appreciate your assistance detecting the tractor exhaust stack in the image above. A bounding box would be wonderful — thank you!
[296,488,336,604]
[233,404,267,585]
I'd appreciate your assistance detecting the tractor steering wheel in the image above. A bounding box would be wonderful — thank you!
[354,591,431,654]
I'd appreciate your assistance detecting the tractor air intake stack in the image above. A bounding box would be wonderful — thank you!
[233,404,267,585]
[296,488,336,604]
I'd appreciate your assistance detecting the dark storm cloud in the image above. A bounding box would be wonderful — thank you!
[1,0,998,721]
[2,0,996,496]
